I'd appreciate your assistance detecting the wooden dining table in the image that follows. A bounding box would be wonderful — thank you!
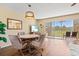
[19,34,39,39]
[19,34,40,46]
[19,34,39,43]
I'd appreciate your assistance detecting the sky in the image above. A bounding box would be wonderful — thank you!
[52,20,73,27]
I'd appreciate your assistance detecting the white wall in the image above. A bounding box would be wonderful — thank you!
[0,5,36,48]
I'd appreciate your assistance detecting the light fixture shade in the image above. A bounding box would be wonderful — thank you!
[25,11,34,20]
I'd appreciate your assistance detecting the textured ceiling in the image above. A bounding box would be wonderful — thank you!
[0,3,79,19]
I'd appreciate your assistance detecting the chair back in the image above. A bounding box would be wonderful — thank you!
[8,35,23,49]
[39,34,45,41]
[32,34,46,47]
[39,34,46,47]
[65,32,71,37]
[17,32,25,36]
[72,32,77,37]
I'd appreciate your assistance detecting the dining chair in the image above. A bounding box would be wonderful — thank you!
[8,35,27,56]
[32,34,45,46]
[71,32,77,38]
[63,32,71,40]
[63,32,72,44]
[64,32,77,44]
[17,32,26,36]
[32,34,46,55]
[71,32,78,44]
[64,32,71,37]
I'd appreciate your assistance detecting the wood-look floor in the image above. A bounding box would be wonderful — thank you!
[0,46,43,56]
[0,38,72,56]
[0,46,21,56]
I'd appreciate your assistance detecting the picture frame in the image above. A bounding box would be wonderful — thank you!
[7,18,22,30]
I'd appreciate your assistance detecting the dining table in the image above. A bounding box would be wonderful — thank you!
[19,34,39,39]
[19,34,40,45]
[19,34,40,43]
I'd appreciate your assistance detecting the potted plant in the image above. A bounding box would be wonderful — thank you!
[0,21,7,43]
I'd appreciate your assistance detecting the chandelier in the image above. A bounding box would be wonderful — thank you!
[25,4,35,20]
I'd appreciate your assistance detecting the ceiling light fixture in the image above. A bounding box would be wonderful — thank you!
[25,4,35,20]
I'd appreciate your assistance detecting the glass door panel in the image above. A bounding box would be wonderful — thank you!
[46,20,73,37]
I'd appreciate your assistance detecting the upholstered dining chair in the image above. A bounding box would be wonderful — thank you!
[71,32,78,44]
[8,35,27,55]
[63,32,72,44]
[63,32,71,40]
[17,32,26,36]
[71,32,77,38]
[64,32,77,44]
[32,34,45,47]
[32,34,46,56]
[64,32,71,37]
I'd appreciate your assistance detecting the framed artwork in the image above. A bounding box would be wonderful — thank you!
[7,18,22,30]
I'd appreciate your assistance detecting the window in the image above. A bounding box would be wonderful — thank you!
[31,25,39,32]
[45,20,73,37]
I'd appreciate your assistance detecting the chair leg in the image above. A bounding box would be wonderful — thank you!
[18,50,24,56]
[36,47,43,56]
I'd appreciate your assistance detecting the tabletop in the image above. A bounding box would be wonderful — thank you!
[19,34,40,39]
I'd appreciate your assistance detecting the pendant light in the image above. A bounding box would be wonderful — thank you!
[25,4,35,20]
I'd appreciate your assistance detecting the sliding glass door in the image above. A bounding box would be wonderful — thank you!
[46,20,73,37]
